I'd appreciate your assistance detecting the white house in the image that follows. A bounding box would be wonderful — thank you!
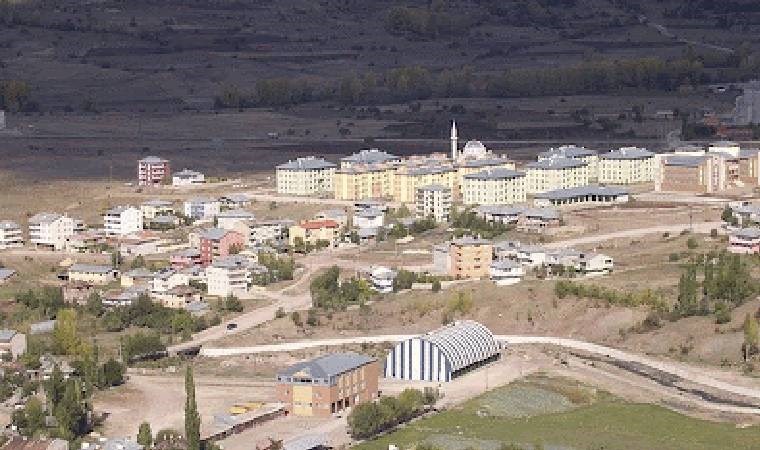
[172,169,205,186]
[104,206,143,236]
[354,208,384,229]
[577,252,614,276]
[489,260,525,285]
[206,255,252,297]
[369,266,396,293]
[216,209,256,231]
[140,200,175,222]
[0,330,27,360]
[247,219,293,248]
[516,245,547,267]
[68,264,120,285]
[29,213,83,251]
[184,197,221,221]
[0,221,23,249]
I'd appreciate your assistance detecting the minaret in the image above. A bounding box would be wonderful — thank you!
[450,120,458,160]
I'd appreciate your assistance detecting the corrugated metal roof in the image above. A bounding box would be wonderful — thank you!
[277,352,375,380]
[277,157,336,170]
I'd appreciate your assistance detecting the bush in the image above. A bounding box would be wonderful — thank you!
[686,236,699,249]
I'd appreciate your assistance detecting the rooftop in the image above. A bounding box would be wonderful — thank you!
[299,219,339,230]
[526,157,587,170]
[139,156,168,163]
[0,329,17,343]
[734,227,760,240]
[464,168,526,181]
[534,184,629,200]
[600,147,654,160]
[452,236,491,246]
[0,220,20,230]
[141,199,173,207]
[69,264,115,274]
[341,148,399,164]
[417,184,450,192]
[29,212,62,224]
[277,352,376,380]
[663,155,707,167]
[277,157,336,171]
[216,209,256,220]
[538,145,597,159]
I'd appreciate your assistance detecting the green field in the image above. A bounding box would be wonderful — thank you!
[353,376,760,450]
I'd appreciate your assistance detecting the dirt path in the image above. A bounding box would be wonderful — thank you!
[545,221,722,249]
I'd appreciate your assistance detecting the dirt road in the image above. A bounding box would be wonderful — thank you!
[545,221,723,249]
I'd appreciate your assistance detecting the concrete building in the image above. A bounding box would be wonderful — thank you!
[450,237,493,279]
[140,200,175,222]
[538,145,599,180]
[219,193,252,209]
[315,209,349,228]
[334,164,396,201]
[276,157,336,196]
[353,208,384,229]
[656,155,724,193]
[415,184,452,223]
[0,221,23,249]
[138,156,170,186]
[368,266,396,293]
[533,185,630,208]
[206,255,252,297]
[216,209,256,231]
[728,227,760,254]
[384,320,499,382]
[525,157,589,194]
[247,219,293,248]
[462,168,527,205]
[0,329,26,360]
[489,260,524,285]
[172,169,205,186]
[68,264,119,285]
[198,228,246,266]
[577,252,614,275]
[276,352,379,417]
[598,147,656,185]
[288,220,340,249]
[29,213,83,251]
[184,197,221,221]
[394,164,458,204]
[104,206,143,236]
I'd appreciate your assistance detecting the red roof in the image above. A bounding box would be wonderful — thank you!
[300,219,339,230]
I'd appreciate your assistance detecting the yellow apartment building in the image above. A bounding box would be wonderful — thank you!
[525,157,590,194]
[450,237,493,279]
[288,219,341,248]
[462,168,527,205]
[333,165,396,201]
[598,147,656,184]
[276,157,336,195]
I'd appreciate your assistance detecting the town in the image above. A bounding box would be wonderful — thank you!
[2,115,760,450]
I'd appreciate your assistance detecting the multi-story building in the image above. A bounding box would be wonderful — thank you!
[198,228,246,266]
[138,156,170,186]
[415,184,452,223]
[276,157,336,196]
[455,140,516,184]
[340,148,400,169]
[461,168,527,205]
[216,210,256,231]
[368,266,397,293]
[183,197,221,221]
[245,219,293,248]
[598,147,656,185]
[394,165,458,204]
[0,221,23,249]
[172,169,205,187]
[288,219,340,248]
[276,352,379,417]
[489,260,525,286]
[29,213,83,251]
[353,208,384,229]
[140,200,175,222]
[333,164,396,201]
[206,255,252,297]
[525,157,589,194]
[538,145,599,180]
[104,206,143,236]
[450,237,493,279]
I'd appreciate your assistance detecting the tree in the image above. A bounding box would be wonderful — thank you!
[24,397,45,436]
[137,422,153,448]
[130,255,146,269]
[185,366,201,450]
[102,359,125,386]
[721,206,737,225]
[86,292,104,317]
[743,313,759,360]
[676,265,698,316]
[53,308,82,356]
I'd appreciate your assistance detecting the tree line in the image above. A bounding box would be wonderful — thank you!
[309,266,374,310]
[347,388,437,439]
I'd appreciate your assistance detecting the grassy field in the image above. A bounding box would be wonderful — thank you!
[354,376,760,450]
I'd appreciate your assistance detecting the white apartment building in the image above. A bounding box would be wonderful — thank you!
[104,206,143,236]
[276,157,336,195]
[29,213,82,251]
[525,157,589,194]
[0,221,23,250]
[462,168,527,205]
[246,219,293,248]
[183,197,221,220]
[598,147,656,185]
[353,208,384,229]
[172,169,205,187]
[206,255,252,297]
[415,185,452,223]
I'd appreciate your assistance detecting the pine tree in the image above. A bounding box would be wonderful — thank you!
[184,366,201,450]
[137,422,153,448]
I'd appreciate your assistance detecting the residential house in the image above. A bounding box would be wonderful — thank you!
[368,266,396,293]
[29,213,83,251]
[170,248,202,268]
[172,169,205,186]
[489,260,525,286]
[155,285,203,309]
[516,245,548,267]
[415,184,452,223]
[247,219,293,248]
[728,227,760,254]
[288,220,340,249]
[206,255,253,297]
[184,197,221,221]
[315,209,349,227]
[276,157,336,195]
[198,228,246,265]
[104,206,143,236]
[518,208,561,232]
[0,220,23,249]
[432,243,452,275]
[450,237,493,279]
[138,156,170,186]
[68,264,119,285]
[121,268,154,287]
[104,286,148,307]
[63,281,97,305]
[577,252,614,276]
[119,232,164,256]
[353,208,384,229]
[276,352,379,417]
[219,193,252,209]
[65,230,107,253]
[0,329,26,360]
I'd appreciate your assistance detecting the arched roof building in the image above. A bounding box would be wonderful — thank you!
[384,320,500,382]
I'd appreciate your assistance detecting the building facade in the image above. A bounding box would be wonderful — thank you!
[598,147,656,185]
[138,156,170,186]
[183,198,221,221]
[276,352,379,417]
[198,228,246,266]
[288,220,340,248]
[0,221,23,250]
[525,157,589,194]
[104,206,143,236]
[172,169,205,186]
[276,157,336,196]
[415,185,452,223]
[205,255,252,297]
[450,237,493,279]
[461,168,527,205]
[29,213,82,251]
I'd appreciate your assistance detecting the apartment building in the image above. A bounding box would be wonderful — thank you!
[394,165,458,204]
[276,157,336,195]
[206,255,253,297]
[183,197,221,220]
[140,200,175,222]
[0,221,23,249]
[276,352,379,417]
[29,213,83,251]
[450,237,493,279]
[333,165,396,201]
[489,260,525,286]
[172,169,205,186]
[104,206,143,236]
[138,156,170,186]
[598,147,656,185]
[461,168,527,205]
[415,184,452,223]
[216,209,256,231]
[245,219,293,248]
[353,208,384,229]
[288,219,340,248]
[525,157,589,194]
[198,228,245,266]
[538,145,599,180]
[728,227,760,254]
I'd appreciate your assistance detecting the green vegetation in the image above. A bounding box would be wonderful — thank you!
[121,332,166,363]
[348,388,433,439]
[310,266,373,310]
[253,253,296,286]
[451,208,511,239]
[385,6,468,39]
[393,269,448,292]
[388,217,437,239]
[554,280,667,310]
[353,378,760,450]
[185,366,201,450]
[137,422,153,448]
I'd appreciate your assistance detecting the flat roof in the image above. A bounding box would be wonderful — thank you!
[69,264,115,274]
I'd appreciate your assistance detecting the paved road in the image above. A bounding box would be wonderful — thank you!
[199,334,760,406]
[545,221,723,249]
